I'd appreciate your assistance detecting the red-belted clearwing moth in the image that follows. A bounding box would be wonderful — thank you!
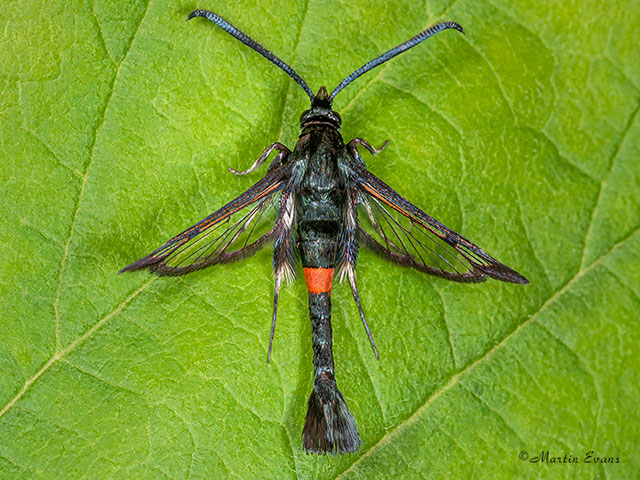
[121,9,529,455]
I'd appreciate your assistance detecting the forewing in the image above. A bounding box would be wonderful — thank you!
[354,164,528,284]
[120,164,289,276]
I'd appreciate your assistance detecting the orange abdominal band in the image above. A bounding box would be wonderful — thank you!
[303,268,334,294]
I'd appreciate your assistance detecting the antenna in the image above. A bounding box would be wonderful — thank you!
[330,21,464,101]
[188,10,315,101]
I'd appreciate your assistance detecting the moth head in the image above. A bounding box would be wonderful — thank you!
[299,87,342,129]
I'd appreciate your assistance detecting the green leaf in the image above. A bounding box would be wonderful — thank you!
[1,0,638,478]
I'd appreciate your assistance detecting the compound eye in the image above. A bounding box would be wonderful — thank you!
[299,109,310,123]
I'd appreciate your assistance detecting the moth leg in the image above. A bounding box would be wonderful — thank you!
[268,190,297,362]
[229,142,290,175]
[268,274,281,363]
[347,269,379,360]
[347,137,389,156]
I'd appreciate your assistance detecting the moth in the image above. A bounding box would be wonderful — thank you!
[121,9,529,454]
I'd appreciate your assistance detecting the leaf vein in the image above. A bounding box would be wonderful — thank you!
[434,287,458,370]
[0,278,156,422]
[535,322,600,443]
[458,37,515,120]
[379,80,464,138]
[461,383,525,445]
[580,97,640,270]
[52,0,151,352]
